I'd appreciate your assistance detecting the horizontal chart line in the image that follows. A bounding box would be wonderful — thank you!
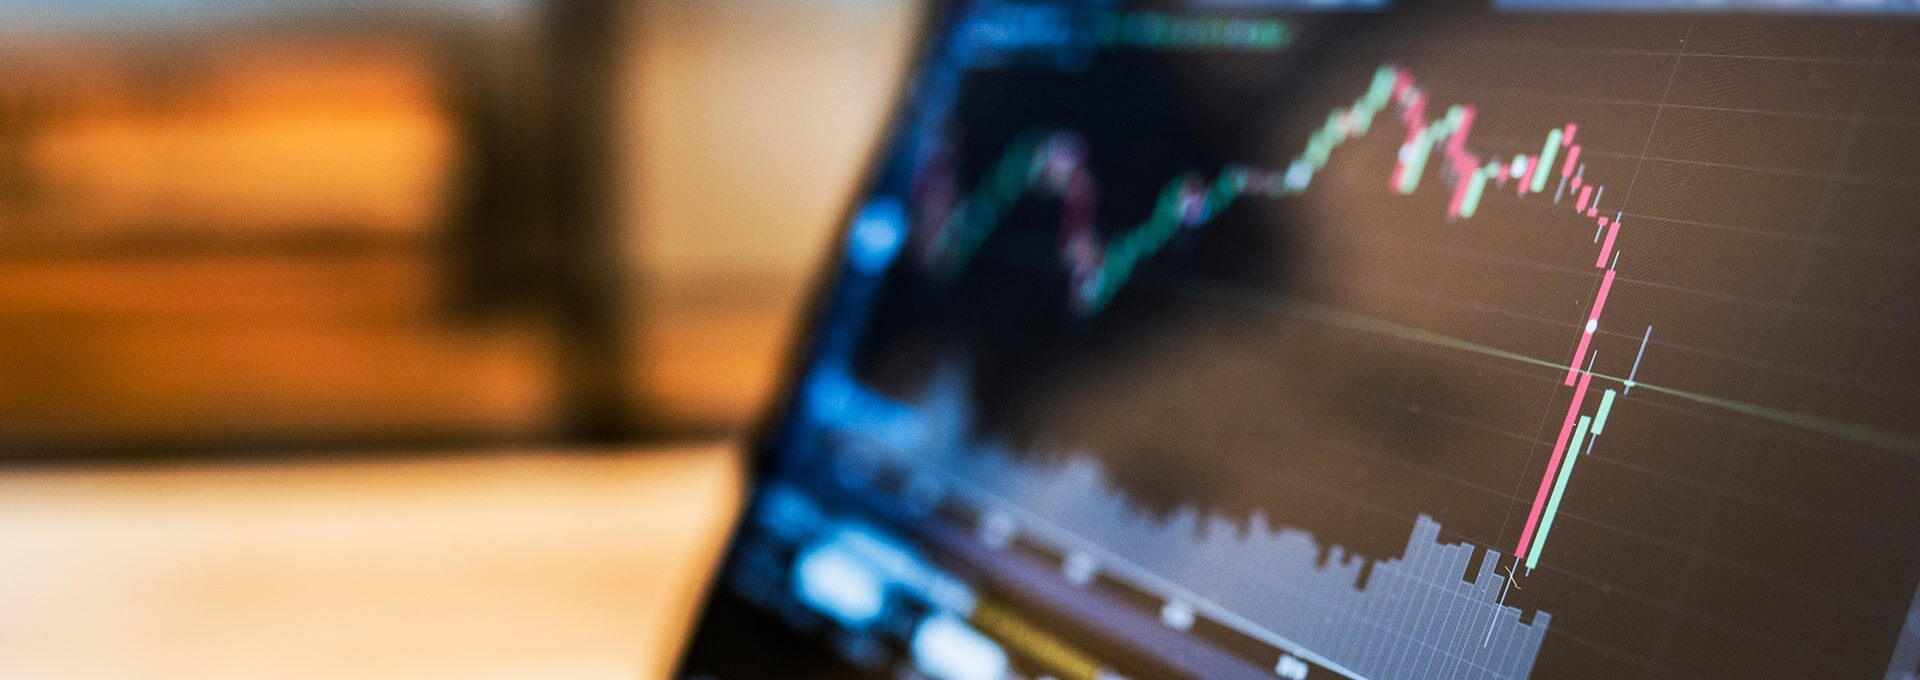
[1170,275,1920,459]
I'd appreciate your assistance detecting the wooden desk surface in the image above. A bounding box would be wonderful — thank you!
[0,445,744,679]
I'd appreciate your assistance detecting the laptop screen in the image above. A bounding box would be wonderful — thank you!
[678,2,1920,679]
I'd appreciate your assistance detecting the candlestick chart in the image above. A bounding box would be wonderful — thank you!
[789,8,1920,680]
[907,61,1655,582]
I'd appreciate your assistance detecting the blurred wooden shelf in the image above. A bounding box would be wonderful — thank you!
[0,248,562,450]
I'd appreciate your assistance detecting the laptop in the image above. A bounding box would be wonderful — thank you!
[676,1,1920,678]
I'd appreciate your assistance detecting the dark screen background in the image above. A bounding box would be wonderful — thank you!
[842,6,1920,679]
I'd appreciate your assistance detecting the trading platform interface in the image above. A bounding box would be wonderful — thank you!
[678,2,1920,679]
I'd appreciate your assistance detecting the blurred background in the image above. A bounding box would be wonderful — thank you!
[0,0,919,676]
